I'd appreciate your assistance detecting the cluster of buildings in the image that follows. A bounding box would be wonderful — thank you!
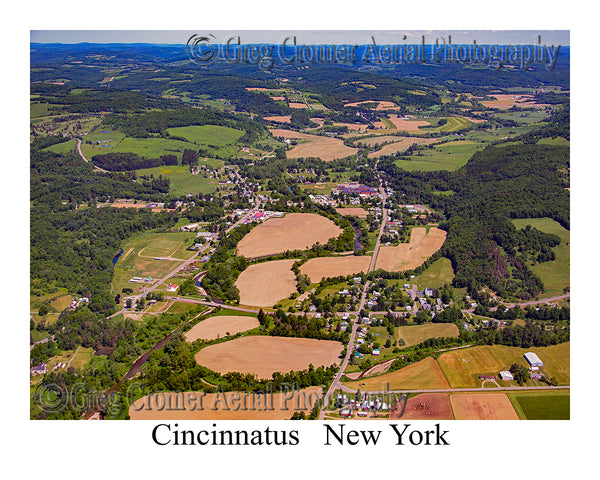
[308,194,335,206]
[333,183,379,198]
[336,393,391,417]
[68,296,89,310]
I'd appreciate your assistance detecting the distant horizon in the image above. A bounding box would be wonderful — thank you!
[30,30,570,46]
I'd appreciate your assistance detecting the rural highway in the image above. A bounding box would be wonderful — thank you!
[75,138,109,173]
[337,384,570,394]
[319,179,388,418]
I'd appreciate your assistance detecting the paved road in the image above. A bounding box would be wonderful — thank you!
[337,384,570,394]
[75,138,109,173]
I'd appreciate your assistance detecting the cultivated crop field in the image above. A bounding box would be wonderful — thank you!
[184,315,260,342]
[235,259,297,307]
[391,393,453,420]
[194,336,343,379]
[508,391,570,420]
[269,128,358,161]
[367,137,439,158]
[129,386,323,420]
[450,393,519,420]
[375,227,446,272]
[236,213,343,258]
[335,207,369,218]
[300,255,372,283]
[437,343,570,388]
[343,357,450,391]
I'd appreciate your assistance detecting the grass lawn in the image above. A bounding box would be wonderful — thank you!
[166,125,244,146]
[394,140,486,172]
[412,257,454,289]
[511,217,570,296]
[507,390,570,419]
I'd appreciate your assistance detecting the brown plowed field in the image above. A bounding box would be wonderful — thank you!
[237,213,342,258]
[264,115,291,123]
[450,393,519,420]
[129,386,323,420]
[375,227,446,272]
[269,128,358,161]
[195,336,343,379]
[184,315,260,342]
[335,207,369,218]
[235,259,297,307]
[391,393,454,420]
[300,255,372,283]
[387,114,431,131]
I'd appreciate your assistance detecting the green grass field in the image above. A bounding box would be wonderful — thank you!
[398,323,459,348]
[430,116,472,132]
[111,231,196,294]
[511,217,570,296]
[135,165,220,195]
[42,139,77,155]
[394,140,486,171]
[70,347,95,370]
[166,125,244,146]
[413,257,454,289]
[508,391,570,419]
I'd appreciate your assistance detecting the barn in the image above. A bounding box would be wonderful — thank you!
[499,370,514,381]
[524,352,544,367]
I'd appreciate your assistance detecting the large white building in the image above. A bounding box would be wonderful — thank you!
[524,352,544,367]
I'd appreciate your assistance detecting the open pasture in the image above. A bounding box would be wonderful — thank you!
[394,140,486,172]
[397,323,459,348]
[195,336,343,379]
[235,259,297,307]
[335,207,369,218]
[300,255,372,283]
[165,125,244,146]
[236,213,342,258]
[136,165,219,195]
[511,217,570,296]
[269,128,358,161]
[412,257,455,289]
[184,315,260,342]
[375,227,446,272]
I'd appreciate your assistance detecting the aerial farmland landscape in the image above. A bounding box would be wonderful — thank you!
[29,30,571,425]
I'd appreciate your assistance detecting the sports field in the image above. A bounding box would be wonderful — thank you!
[236,213,343,258]
[375,227,446,272]
[235,259,297,307]
[195,336,343,379]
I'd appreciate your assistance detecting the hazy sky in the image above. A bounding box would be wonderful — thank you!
[30,30,570,46]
